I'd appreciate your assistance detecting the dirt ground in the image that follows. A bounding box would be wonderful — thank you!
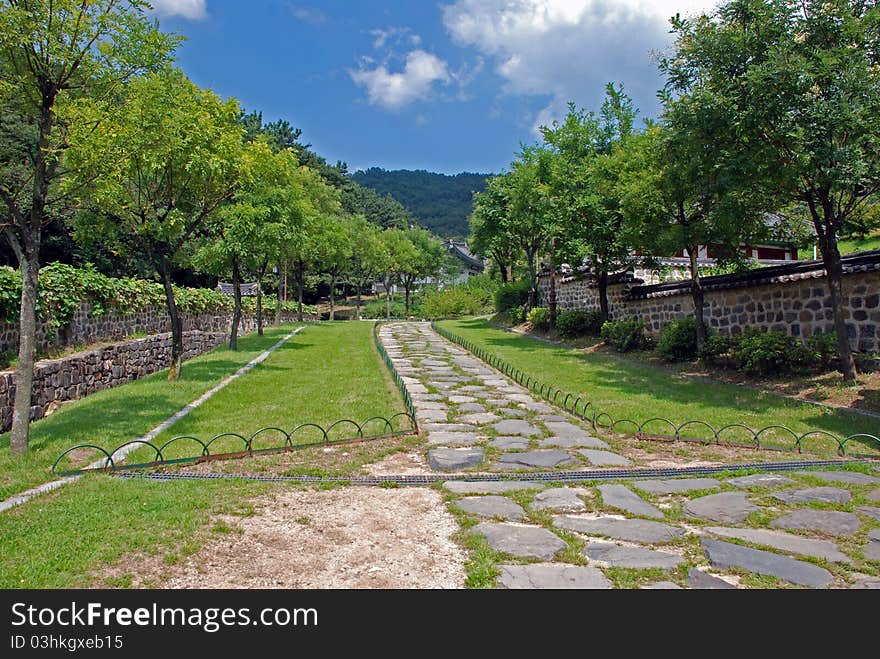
[100,486,466,589]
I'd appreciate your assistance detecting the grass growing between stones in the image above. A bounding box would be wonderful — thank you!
[0,326,301,501]
[436,318,880,455]
[0,474,271,588]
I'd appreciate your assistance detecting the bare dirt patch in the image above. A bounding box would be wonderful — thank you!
[100,486,466,589]
[362,450,431,476]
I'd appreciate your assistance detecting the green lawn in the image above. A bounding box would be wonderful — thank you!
[838,232,880,255]
[0,326,300,501]
[0,474,270,588]
[436,318,880,452]
[0,320,405,589]
[132,321,403,462]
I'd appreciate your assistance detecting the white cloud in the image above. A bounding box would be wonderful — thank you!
[442,0,719,130]
[149,0,207,20]
[290,6,328,25]
[350,50,450,110]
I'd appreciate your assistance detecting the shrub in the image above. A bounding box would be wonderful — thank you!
[806,332,838,371]
[556,310,603,338]
[657,317,699,361]
[736,330,811,376]
[494,279,530,313]
[601,319,649,352]
[699,334,738,369]
[420,284,492,318]
[526,306,551,332]
[507,305,526,324]
[361,300,407,319]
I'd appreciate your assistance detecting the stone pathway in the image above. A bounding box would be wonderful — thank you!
[444,468,880,589]
[378,322,628,473]
[378,323,880,589]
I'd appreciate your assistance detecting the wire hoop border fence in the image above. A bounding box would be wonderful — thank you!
[431,322,880,459]
[52,322,420,476]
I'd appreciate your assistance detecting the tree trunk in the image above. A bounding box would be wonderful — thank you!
[404,280,412,317]
[329,275,336,321]
[594,257,610,322]
[229,256,242,350]
[161,266,184,382]
[688,247,707,349]
[816,222,857,383]
[525,247,538,311]
[385,276,393,320]
[275,260,283,327]
[548,239,557,328]
[256,285,263,336]
[356,278,363,321]
[9,254,39,454]
[296,259,304,322]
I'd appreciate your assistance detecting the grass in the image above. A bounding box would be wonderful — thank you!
[0,474,271,588]
[126,321,403,462]
[0,326,301,501]
[838,232,880,255]
[436,318,880,452]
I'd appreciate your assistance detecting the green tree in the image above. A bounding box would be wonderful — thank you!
[377,228,417,319]
[662,0,880,381]
[470,184,520,283]
[398,227,446,316]
[345,215,384,320]
[64,68,243,380]
[0,0,176,453]
[315,214,352,321]
[540,86,639,323]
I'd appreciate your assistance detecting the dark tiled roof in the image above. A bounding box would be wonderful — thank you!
[627,250,880,301]
[217,282,260,297]
[446,241,484,270]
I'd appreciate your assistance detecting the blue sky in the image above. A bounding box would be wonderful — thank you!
[151,1,718,174]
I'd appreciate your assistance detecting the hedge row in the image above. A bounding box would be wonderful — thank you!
[0,263,312,330]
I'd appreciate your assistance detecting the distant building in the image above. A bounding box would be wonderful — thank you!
[217,282,260,297]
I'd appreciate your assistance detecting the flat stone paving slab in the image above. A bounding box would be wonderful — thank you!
[490,437,530,450]
[428,448,484,472]
[554,516,684,543]
[577,449,631,466]
[869,488,880,502]
[583,542,684,570]
[597,484,664,519]
[473,522,567,560]
[493,419,542,437]
[856,505,880,521]
[496,450,576,469]
[456,403,486,413]
[687,569,736,589]
[496,408,527,418]
[796,470,880,485]
[683,492,758,524]
[496,564,613,589]
[427,432,481,447]
[634,478,720,495]
[865,530,880,561]
[420,409,449,422]
[530,488,588,512]
[447,395,478,404]
[540,435,610,449]
[726,474,794,488]
[543,421,593,439]
[701,538,833,588]
[443,481,545,495]
[456,496,526,521]
[704,526,851,563]
[458,413,499,425]
[772,487,852,505]
[770,509,860,536]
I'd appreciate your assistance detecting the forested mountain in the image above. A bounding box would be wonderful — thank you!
[352,168,491,237]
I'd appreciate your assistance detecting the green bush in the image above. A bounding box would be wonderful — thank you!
[736,330,811,376]
[657,317,699,361]
[600,319,649,352]
[507,305,526,324]
[494,279,530,313]
[361,300,407,319]
[699,334,738,369]
[806,331,838,371]
[526,306,551,332]
[420,284,492,318]
[556,310,604,338]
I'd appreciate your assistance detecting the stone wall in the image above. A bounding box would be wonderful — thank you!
[538,252,880,353]
[0,302,307,355]
[0,308,306,431]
